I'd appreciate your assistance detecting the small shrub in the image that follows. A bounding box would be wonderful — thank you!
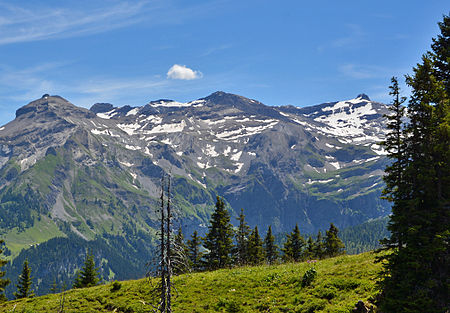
[316,285,338,300]
[263,273,281,284]
[111,280,122,291]
[331,278,360,290]
[296,298,327,313]
[215,298,242,313]
[301,267,317,287]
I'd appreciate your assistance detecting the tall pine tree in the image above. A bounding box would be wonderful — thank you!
[324,223,345,258]
[379,15,450,313]
[203,196,234,270]
[73,250,100,288]
[187,231,203,272]
[233,208,251,266]
[282,224,305,262]
[313,231,325,260]
[264,226,278,264]
[0,240,10,302]
[14,259,34,299]
[247,226,265,265]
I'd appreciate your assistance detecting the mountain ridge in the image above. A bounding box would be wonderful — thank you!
[0,91,390,295]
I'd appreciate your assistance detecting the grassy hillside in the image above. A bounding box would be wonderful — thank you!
[0,252,382,313]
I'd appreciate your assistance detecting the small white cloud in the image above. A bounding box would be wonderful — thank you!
[167,64,202,80]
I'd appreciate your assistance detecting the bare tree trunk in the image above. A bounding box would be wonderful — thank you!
[166,176,172,312]
[159,176,166,312]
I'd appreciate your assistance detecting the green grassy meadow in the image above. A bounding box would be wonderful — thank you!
[0,252,382,312]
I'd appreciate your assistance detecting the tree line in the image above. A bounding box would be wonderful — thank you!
[180,197,345,272]
[0,239,101,301]
[0,196,346,302]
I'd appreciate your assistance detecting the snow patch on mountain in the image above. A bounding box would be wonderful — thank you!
[97,110,118,119]
[126,108,140,116]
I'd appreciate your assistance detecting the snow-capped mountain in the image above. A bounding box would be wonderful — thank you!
[0,91,391,296]
[0,91,390,236]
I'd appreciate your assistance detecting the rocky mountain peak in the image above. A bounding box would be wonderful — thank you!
[90,103,114,114]
[356,93,370,101]
[15,95,78,118]
[14,95,97,125]
[202,91,259,106]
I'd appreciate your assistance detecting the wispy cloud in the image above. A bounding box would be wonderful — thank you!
[338,63,403,80]
[317,24,365,52]
[0,0,228,46]
[338,64,382,79]
[201,44,233,57]
[0,1,154,45]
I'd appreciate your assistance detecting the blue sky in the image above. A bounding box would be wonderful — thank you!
[0,0,448,126]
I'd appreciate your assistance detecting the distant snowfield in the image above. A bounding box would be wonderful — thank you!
[87,94,387,176]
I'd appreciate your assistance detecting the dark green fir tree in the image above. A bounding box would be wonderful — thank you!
[304,236,315,260]
[0,240,10,302]
[324,223,345,258]
[378,15,450,313]
[203,196,234,270]
[282,224,305,262]
[187,230,203,271]
[247,226,265,265]
[73,250,100,288]
[263,226,278,264]
[233,208,251,266]
[313,231,326,260]
[14,259,34,299]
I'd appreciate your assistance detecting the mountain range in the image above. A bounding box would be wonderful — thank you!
[0,91,390,295]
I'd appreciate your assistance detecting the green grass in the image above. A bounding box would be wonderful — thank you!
[3,216,65,260]
[0,252,382,312]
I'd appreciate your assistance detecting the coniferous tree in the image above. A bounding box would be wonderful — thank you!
[304,236,315,260]
[73,250,99,288]
[378,15,450,313]
[313,231,325,259]
[187,231,203,271]
[203,196,234,270]
[0,240,10,302]
[324,223,345,258]
[247,226,265,265]
[263,226,278,264]
[171,226,189,275]
[282,224,305,262]
[14,259,34,299]
[233,208,251,266]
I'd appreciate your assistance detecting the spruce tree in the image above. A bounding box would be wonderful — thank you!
[263,226,278,264]
[247,226,265,265]
[0,240,10,302]
[14,259,34,299]
[73,250,99,288]
[304,236,315,260]
[233,208,251,266]
[378,15,450,313]
[313,231,325,259]
[203,196,234,270]
[282,224,305,262]
[324,223,345,258]
[187,231,203,271]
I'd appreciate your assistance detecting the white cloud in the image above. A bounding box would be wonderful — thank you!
[167,64,202,80]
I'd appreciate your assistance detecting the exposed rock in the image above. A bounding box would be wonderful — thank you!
[352,300,374,313]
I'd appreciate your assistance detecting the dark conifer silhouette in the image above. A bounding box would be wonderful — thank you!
[14,259,34,299]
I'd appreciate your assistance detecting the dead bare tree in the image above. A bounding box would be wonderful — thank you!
[149,174,189,313]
